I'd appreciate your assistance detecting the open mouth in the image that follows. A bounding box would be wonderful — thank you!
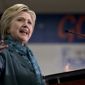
[19,28,28,35]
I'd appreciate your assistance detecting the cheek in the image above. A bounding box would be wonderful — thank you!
[29,28,34,36]
[13,23,19,29]
[9,24,19,35]
[11,21,21,28]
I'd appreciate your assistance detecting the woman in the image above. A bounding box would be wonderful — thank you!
[0,4,45,85]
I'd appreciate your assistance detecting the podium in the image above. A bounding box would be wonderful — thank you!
[44,69,85,85]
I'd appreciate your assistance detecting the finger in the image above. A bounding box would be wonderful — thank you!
[0,40,5,45]
[0,40,4,43]
[0,40,8,46]
[0,45,8,49]
[0,45,8,53]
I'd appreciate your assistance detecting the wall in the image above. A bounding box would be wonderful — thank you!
[29,44,85,76]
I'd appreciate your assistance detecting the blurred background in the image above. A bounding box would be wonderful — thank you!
[0,0,85,13]
[0,0,85,76]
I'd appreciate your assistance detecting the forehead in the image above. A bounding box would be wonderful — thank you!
[13,11,32,21]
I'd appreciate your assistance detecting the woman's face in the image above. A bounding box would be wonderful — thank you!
[8,11,34,44]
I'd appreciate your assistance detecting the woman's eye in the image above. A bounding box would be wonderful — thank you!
[17,18,23,21]
[28,21,32,24]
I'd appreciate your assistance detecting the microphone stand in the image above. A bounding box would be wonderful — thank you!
[65,30,85,39]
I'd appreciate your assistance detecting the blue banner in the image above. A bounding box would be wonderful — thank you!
[29,14,85,43]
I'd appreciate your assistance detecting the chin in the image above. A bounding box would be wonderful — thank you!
[22,40,28,43]
[19,36,29,44]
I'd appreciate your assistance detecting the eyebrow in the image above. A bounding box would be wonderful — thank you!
[17,17,32,22]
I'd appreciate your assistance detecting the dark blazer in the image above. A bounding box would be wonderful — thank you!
[0,35,45,85]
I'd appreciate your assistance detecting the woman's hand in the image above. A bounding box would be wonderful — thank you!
[0,40,8,52]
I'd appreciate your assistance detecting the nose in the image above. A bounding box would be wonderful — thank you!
[23,25,28,28]
[23,21,28,28]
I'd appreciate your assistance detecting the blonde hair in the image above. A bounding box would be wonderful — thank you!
[0,4,36,39]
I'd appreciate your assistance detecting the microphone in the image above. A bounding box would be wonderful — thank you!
[65,30,85,38]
